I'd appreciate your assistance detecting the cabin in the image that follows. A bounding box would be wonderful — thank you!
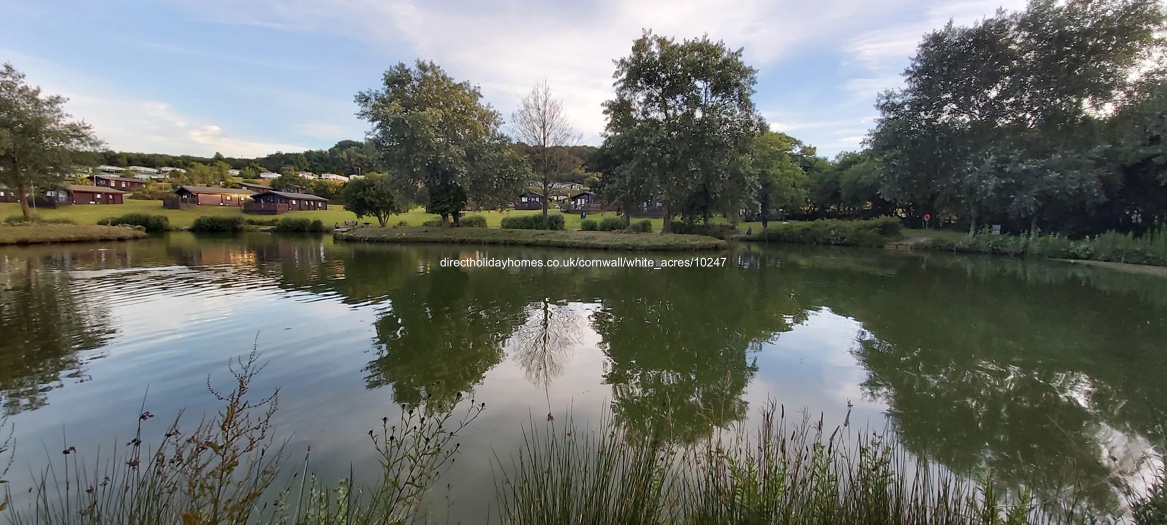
[93,174,147,191]
[240,182,273,193]
[165,186,254,209]
[243,190,329,215]
[36,185,125,207]
[0,186,19,203]
[567,190,607,213]
[513,191,545,211]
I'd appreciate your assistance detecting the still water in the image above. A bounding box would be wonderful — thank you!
[0,233,1164,521]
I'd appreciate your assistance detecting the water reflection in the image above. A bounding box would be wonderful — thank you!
[0,236,1162,520]
[0,256,116,415]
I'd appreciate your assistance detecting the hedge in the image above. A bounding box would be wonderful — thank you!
[753,217,902,247]
[458,215,487,228]
[500,214,565,230]
[98,213,170,233]
[190,216,245,233]
[273,217,326,232]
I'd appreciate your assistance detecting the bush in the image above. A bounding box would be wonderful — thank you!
[422,218,443,227]
[633,220,653,233]
[458,215,487,228]
[597,217,625,231]
[190,215,244,233]
[754,217,902,247]
[580,219,598,231]
[244,218,279,226]
[500,214,565,230]
[98,213,170,233]
[926,227,1167,266]
[395,220,410,228]
[671,222,740,238]
[273,217,326,233]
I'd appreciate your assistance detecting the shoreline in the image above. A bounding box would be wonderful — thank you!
[0,224,149,245]
[335,226,726,251]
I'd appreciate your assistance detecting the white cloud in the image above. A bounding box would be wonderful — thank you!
[294,121,347,140]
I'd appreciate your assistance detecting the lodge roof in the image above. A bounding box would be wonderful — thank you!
[93,174,142,184]
[67,184,125,194]
[253,190,329,202]
[176,185,255,195]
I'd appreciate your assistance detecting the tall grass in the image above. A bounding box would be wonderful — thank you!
[495,403,1124,525]
[2,352,485,525]
[926,227,1167,267]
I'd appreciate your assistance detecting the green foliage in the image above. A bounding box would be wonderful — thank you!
[422,218,443,227]
[927,227,1167,266]
[190,215,244,233]
[342,172,400,227]
[457,215,487,228]
[755,217,902,247]
[127,188,175,200]
[271,166,307,192]
[752,132,810,221]
[580,219,598,231]
[633,220,653,233]
[0,63,104,221]
[243,217,279,226]
[671,222,740,239]
[602,31,764,231]
[501,214,565,230]
[597,217,625,231]
[272,217,326,233]
[356,60,528,220]
[97,213,169,233]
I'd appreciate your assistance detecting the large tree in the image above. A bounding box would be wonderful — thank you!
[871,0,1165,234]
[356,61,528,226]
[342,172,400,227]
[512,79,581,228]
[751,131,809,228]
[602,31,765,232]
[0,63,102,220]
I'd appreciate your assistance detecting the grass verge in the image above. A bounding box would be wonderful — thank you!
[924,228,1167,267]
[0,224,147,245]
[335,226,726,251]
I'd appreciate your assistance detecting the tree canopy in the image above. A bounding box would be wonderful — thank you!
[342,172,401,227]
[601,31,765,232]
[0,63,103,220]
[356,60,528,225]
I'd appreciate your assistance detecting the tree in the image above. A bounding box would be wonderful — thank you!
[271,166,306,192]
[602,31,764,232]
[512,79,582,228]
[356,61,527,226]
[342,172,400,227]
[0,63,102,220]
[871,0,1166,235]
[751,132,808,228]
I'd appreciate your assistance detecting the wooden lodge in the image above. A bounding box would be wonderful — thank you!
[93,174,147,191]
[0,186,18,203]
[566,191,607,213]
[513,191,545,211]
[243,190,329,215]
[165,186,254,209]
[36,185,126,207]
[240,182,274,193]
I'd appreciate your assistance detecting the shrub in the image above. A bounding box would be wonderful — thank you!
[500,214,565,230]
[395,220,410,228]
[244,218,279,226]
[597,217,625,231]
[190,215,244,233]
[633,220,653,233]
[580,219,598,231]
[671,222,739,238]
[754,217,902,247]
[422,218,443,227]
[273,217,326,233]
[3,214,75,225]
[458,215,487,228]
[925,227,1167,266]
[98,213,170,233]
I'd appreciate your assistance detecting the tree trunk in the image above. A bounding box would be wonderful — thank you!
[441,213,450,228]
[968,208,978,237]
[17,178,31,222]
[542,181,550,229]
[1029,213,1038,237]
[661,204,672,234]
[453,212,461,227]
[761,216,769,230]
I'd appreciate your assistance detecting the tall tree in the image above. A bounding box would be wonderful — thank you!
[356,61,527,226]
[602,31,765,232]
[512,79,582,228]
[342,172,400,227]
[0,63,102,220]
[751,131,809,228]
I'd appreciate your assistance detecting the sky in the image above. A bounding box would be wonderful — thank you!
[0,0,1025,160]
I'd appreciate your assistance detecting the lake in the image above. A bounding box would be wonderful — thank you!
[0,233,1164,522]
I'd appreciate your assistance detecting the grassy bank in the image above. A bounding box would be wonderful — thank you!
[0,223,147,245]
[3,353,1162,524]
[336,226,727,251]
[925,228,1167,267]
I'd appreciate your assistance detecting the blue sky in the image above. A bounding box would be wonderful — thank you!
[0,0,1024,159]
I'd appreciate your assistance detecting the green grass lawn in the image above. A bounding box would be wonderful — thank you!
[0,223,147,245]
[902,227,969,241]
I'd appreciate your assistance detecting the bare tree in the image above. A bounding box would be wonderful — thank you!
[511,79,581,229]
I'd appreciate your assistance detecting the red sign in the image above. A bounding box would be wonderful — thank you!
[924,213,932,221]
